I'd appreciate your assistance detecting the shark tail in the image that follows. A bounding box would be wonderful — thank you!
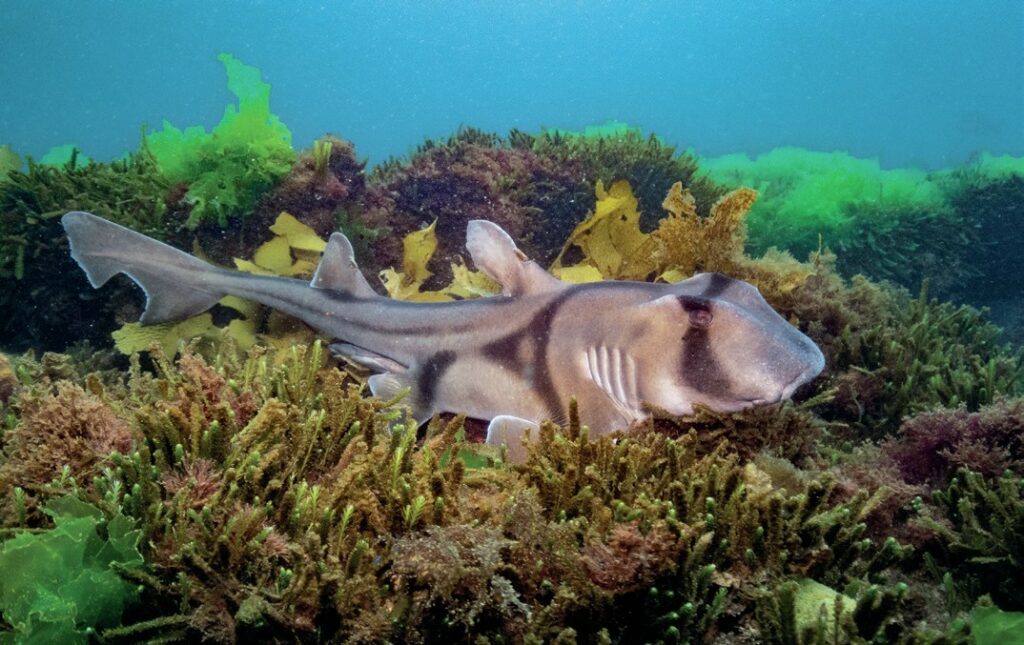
[62,211,226,325]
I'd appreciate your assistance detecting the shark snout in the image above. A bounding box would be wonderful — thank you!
[743,338,825,407]
[778,341,825,401]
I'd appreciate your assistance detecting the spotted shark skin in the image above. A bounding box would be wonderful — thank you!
[62,211,825,460]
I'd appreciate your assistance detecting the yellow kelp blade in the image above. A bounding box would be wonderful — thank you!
[381,220,454,301]
[552,180,655,280]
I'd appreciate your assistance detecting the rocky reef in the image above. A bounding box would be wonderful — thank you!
[2,54,1024,643]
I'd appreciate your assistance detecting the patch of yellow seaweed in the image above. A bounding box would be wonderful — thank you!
[113,212,326,357]
[381,219,499,301]
[550,179,815,297]
[234,212,326,277]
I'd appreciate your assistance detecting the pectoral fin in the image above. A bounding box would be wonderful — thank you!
[330,342,406,373]
[485,415,540,464]
[367,351,456,424]
[466,220,564,296]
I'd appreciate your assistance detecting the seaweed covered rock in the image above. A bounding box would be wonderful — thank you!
[197,135,367,265]
[0,152,172,351]
[525,122,725,226]
[885,397,1024,488]
[362,129,591,286]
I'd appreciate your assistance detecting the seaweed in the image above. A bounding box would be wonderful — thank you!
[701,147,950,260]
[362,128,591,286]
[0,150,172,352]
[146,53,295,228]
[916,470,1024,612]
[527,122,725,226]
[0,145,20,180]
[820,285,1022,437]
[0,382,133,524]
[0,495,143,643]
[754,578,910,644]
[0,338,983,642]
[885,397,1024,488]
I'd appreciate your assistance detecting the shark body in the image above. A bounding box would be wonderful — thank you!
[62,211,824,460]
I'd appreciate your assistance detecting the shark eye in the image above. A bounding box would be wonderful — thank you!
[688,308,713,329]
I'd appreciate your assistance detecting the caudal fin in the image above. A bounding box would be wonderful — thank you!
[62,211,225,325]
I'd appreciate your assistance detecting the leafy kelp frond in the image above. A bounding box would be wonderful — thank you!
[0,495,143,644]
[970,604,1024,643]
[552,180,816,304]
[146,53,295,226]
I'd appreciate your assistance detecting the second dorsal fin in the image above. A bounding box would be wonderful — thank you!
[466,220,564,297]
[311,232,377,297]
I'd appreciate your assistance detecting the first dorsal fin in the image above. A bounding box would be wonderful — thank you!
[311,232,377,297]
[466,220,564,297]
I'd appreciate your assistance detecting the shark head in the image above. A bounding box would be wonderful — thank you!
[640,272,825,415]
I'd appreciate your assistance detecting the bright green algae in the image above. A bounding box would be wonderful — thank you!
[146,53,295,227]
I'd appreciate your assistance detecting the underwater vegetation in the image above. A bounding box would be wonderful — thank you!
[0,149,174,351]
[702,148,1024,324]
[362,127,592,286]
[0,344,925,642]
[3,54,1024,643]
[145,53,295,228]
[2,175,1022,641]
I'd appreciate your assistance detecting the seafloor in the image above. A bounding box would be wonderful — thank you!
[0,56,1022,644]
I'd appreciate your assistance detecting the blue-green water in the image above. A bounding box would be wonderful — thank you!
[2,1,1021,167]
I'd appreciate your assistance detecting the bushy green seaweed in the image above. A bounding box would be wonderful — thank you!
[0,149,172,351]
[146,53,295,227]
[39,144,92,169]
[526,122,724,226]
[0,495,142,644]
[0,146,20,180]
[917,470,1024,612]
[702,147,950,259]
